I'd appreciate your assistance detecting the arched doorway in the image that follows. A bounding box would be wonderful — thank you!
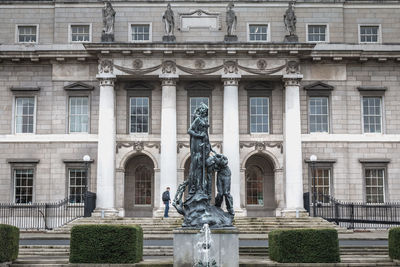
[245,154,275,217]
[183,156,215,204]
[124,154,154,217]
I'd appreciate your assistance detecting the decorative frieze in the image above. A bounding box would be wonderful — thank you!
[116,141,161,153]
[240,141,283,153]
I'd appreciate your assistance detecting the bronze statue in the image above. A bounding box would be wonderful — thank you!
[102,1,115,42]
[162,3,175,36]
[226,2,237,36]
[173,103,234,228]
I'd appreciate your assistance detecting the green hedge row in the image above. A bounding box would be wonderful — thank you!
[389,227,400,260]
[0,224,20,263]
[69,224,143,263]
[269,228,340,263]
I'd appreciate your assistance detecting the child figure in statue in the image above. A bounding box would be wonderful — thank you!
[214,154,234,216]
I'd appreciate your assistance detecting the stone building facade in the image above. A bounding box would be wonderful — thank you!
[0,0,400,217]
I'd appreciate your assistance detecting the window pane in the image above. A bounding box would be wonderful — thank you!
[246,165,264,206]
[18,26,37,43]
[308,25,327,42]
[249,25,268,42]
[362,97,382,133]
[130,97,150,133]
[15,97,35,133]
[365,168,385,204]
[69,168,87,203]
[309,97,329,133]
[249,97,269,133]
[131,25,150,41]
[134,165,152,205]
[14,169,34,203]
[311,168,331,203]
[360,26,379,43]
[71,25,90,42]
[69,97,89,133]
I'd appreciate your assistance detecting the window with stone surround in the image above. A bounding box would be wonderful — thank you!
[16,25,38,43]
[69,96,89,133]
[15,97,35,134]
[249,97,269,133]
[309,97,329,133]
[362,96,382,133]
[248,24,269,42]
[360,159,389,204]
[70,24,91,42]
[130,97,149,133]
[307,24,328,42]
[359,25,380,43]
[130,24,151,42]
[68,168,87,204]
[7,159,39,204]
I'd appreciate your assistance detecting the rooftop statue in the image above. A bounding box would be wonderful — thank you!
[163,3,175,36]
[283,1,298,42]
[226,2,237,36]
[173,103,234,228]
[101,1,115,42]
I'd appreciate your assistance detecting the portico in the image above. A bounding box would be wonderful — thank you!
[87,43,310,217]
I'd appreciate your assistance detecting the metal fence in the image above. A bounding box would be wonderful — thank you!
[306,193,400,229]
[0,192,96,230]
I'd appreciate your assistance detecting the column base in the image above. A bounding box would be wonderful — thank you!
[281,208,309,218]
[91,208,119,218]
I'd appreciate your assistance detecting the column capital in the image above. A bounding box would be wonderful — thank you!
[282,73,303,87]
[96,58,116,86]
[97,75,116,87]
[222,73,241,86]
[159,74,179,86]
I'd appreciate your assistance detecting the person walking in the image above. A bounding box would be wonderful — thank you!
[162,187,171,218]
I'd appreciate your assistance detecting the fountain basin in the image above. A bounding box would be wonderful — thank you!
[173,227,239,267]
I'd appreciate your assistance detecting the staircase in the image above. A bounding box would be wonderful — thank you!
[52,216,347,239]
[12,245,396,266]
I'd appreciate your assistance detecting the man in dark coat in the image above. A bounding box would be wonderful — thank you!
[162,187,171,218]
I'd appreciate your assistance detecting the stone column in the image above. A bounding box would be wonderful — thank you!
[222,72,243,214]
[94,59,118,216]
[159,73,178,209]
[282,61,305,217]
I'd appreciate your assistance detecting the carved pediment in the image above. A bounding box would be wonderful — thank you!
[64,82,94,91]
[185,81,214,91]
[303,81,334,91]
[245,82,274,91]
[125,82,154,91]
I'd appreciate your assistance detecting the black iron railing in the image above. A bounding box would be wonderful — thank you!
[0,192,96,230]
[306,193,400,229]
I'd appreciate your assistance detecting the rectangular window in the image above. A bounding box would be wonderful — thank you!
[130,97,149,133]
[14,169,34,204]
[307,25,327,42]
[309,97,329,133]
[190,97,209,123]
[365,168,385,203]
[69,97,89,133]
[360,25,379,43]
[248,24,269,42]
[312,168,331,203]
[249,97,269,133]
[17,25,37,43]
[362,97,382,133]
[130,24,150,42]
[68,168,87,203]
[15,97,35,133]
[70,25,90,42]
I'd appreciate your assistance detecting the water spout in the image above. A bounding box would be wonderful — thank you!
[194,224,217,267]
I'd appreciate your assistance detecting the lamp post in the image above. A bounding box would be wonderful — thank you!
[310,154,317,217]
[83,155,91,197]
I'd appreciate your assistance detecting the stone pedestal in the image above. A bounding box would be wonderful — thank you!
[101,33,114,42]
[284,34,299,43]
[173,227,239,267]
[224,35,238,42]
[163,35,176,43]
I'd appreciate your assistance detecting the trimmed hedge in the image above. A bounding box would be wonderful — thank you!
[269,228,340,263]
[69,224,143,263]
[0,224,20,263]
[389,227,400,260]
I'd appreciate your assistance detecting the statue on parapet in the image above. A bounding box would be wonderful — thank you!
[162,3,176,42]
[283,1,298,42]
[224,2,238,42]
[101,1,115,42]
